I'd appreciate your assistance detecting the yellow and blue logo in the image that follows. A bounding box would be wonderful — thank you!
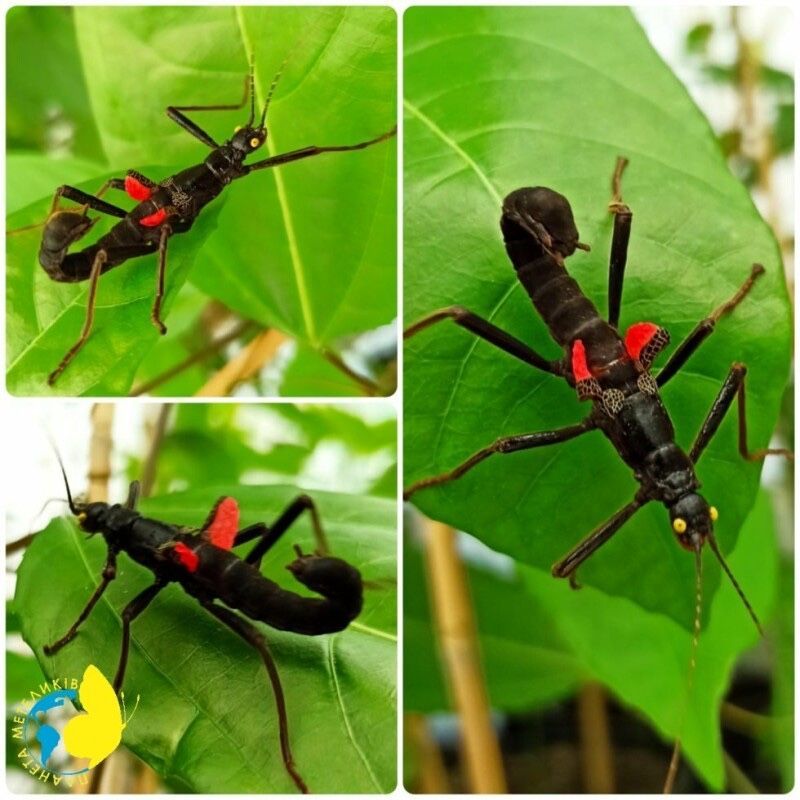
[12,664,138,787]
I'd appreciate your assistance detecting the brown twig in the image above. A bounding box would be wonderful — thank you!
[139,404,172,499]
[577,682,615,792]
[723,749,760,793]
[195,328,286,396]
[423,520,507,792]
[88,404,114,503]
[6,532,37,555]
[321,348,381,396]
[406,713,451,793]
[129,320,254,396]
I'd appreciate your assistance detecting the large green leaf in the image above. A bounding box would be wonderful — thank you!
[403,7,791,626]
[6,179,220,396]
[7,7,396,396]
[15,486,396,793]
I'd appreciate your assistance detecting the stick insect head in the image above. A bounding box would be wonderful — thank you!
[230,57,287,156]
[54,449,108,534]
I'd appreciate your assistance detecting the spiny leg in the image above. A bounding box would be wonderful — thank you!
[203,602,308,794]
[551,496,649,587]
[405,306,563,376]
[246,124,397,172]
[7,180,127,237]
[167,72,252,149]
[607,156,633,328]
[112,581,166,692]
[151,225,172,335]
[404,420,595,500]
[47,249,107,386]
[43,549,118,655]
[237,495,330,569]
[689,362,793,464]
[657,264,765,387]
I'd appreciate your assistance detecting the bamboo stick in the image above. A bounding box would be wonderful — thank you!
[423,520,507,792]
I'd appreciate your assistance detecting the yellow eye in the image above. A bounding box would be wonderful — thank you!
[673,518,687,534]
[77,512,87,523]
[709,506,718,521]
[250,137,260,148]
[234,125,242,133]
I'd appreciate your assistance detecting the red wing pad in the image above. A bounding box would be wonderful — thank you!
[201,496,240,551]
[624,322,670,369]
[124,174,153,201]
[173,543,199,572]
[139,208,168,228]
[571,339,601,401]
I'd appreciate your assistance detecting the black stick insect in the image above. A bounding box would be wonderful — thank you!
[44,458,364,793]
[23,60,395,386]
[404,158,792,791]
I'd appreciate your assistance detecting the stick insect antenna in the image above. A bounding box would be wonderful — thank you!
[706,531,763,636]
[663,543,704,794]
[259,54,290,129]
[48,438,80,514]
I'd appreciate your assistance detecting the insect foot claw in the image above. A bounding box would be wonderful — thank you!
[151,317,167,335]
[568,573,583,591]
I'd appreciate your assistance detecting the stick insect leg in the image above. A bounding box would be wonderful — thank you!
[112,581,166,693]
[237,495,330,569]
[47,249,107,386]
[404,306,563,375]
[7,179,128,238]
[52,184,127,218]
[689,362,793,464]
[125,480,141,510]
[245,125,397,172]
[607,156,633,328]
[43,550,118,655]
[404,420,595,500]
[552,497,649,586]
[166,73,252,149]
[203,602,308,794]
[151,225,172,335]
[657,264,765,387]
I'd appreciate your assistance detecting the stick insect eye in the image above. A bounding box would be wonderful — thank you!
[250,137,260,148]
[709,506,719,521]
[673,518,687,534]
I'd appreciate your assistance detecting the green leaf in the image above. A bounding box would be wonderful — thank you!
[6,7,103,158]
[404,540,585,714]
[7,153,105,215]
[6,652,46,703]
[766,557,793,790]
[74,6,397,348]
[773,102,794,156]
[403,7,791,626]
[685,22,714,55]
[6,177,221,396]
[15,486,396,793]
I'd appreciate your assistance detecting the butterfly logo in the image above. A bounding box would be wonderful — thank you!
[63,665,139,768]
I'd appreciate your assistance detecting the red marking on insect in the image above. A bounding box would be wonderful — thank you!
[139,208,168,227]
[124,175,152,201]
[173,542,199,572]
[571,339,592,382]
[205,497,239,551]
[624,322,660,361]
